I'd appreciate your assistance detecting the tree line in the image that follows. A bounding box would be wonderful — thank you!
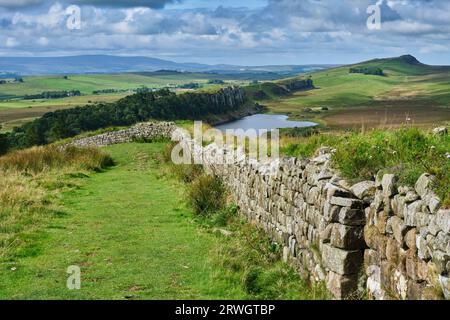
[23,90,81,100]
[349,67,385,76]
[0,87,247,155]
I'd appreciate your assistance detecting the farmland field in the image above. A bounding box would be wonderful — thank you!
[262,56,450,128]
[0,72,252,131]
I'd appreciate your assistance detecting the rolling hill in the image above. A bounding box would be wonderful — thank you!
[262,55,450,128]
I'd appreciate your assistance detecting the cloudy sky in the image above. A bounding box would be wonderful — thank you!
[0,0,449,65]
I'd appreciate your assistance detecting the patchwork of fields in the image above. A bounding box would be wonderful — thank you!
[0,72,251,131]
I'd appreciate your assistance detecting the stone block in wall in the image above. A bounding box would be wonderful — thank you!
[321,244,363,275]
[374,210,390,235]
[436,209,450,234]
[306,186,319,205]
[407,280,425,300]
[366,265,385,300]
[326,271,359,299]
[431,250,449,275]
[439,275,450,300]
[416,233,432,261]
[324,183,353,201]
[386,216,406,245]
[364,249,381,270]
[350,181,376,201]
[391,194,406,218]
[330,224,365,250]
[404,200,423,227]
[380,260,396,296]
[381,174,398,198]
[364,225,388,259]
[404,228,417,251]
[386,238,400,264]
[330,196,363,209]
[337,207,365,226]
[405,252,419,281]
[415,173,436,198]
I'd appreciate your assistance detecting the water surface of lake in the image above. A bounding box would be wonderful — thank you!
[215,114,317,136]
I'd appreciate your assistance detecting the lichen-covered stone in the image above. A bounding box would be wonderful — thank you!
[415,173,435,198]
[330,224,365,250]
[382,174,398,197]
[350,181,376,200]
[326,271,359,299]
[321,244,363,275]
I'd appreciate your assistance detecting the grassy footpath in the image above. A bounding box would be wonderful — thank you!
[0,142,322,299]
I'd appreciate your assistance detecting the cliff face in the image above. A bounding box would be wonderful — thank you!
[206,86,247,110]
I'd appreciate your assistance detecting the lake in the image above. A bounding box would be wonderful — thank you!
[215,114,317,136]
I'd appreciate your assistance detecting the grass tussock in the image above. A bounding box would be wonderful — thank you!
[188,175,227,216]
[0,145,113,174]
[281,127,449,206]
[0,144,113,260]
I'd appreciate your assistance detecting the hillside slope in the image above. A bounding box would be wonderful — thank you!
[263,55,450,128]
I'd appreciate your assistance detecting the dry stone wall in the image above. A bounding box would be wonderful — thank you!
[70,122,449,300]
[172,127,449,300]
[364,173,449,300]
[68,122,176,147]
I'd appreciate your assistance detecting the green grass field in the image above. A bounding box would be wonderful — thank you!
[0,72,250,130]
[263,55,450,128]
[0,142,323,299]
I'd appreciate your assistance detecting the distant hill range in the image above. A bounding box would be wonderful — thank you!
[0,55,334,76]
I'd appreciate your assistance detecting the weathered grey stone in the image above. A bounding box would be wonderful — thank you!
[364,249,380,268]
[387,216,406,245]
[407,280,425,300]
[415,173,435,198]
[330,224,365,250]
[323,201,340,223]
[338,207,365,226]
[391,195,406,218]
[439,275,450,300]
[326,271,359,299]
[350,181,376,200]
[405,228,417,251]
[321,244,363,275]
[382,174,398,197]
[404,191,419,203]
[324,183,353,200]
[431,250,449,275]
[306,186,319,205]
[416,234,431,261]
[330,196,362,208]
[436,209,450,233]
[404,200,423,227]
[427,195,441,214]
[386,238,400,263]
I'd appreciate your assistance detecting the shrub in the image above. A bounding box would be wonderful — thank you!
[188,174,226,215]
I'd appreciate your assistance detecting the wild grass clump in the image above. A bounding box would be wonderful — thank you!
[188,174,227,216]
[211,221,330,300]
[0,145,113,173]
[282,127,449,206]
